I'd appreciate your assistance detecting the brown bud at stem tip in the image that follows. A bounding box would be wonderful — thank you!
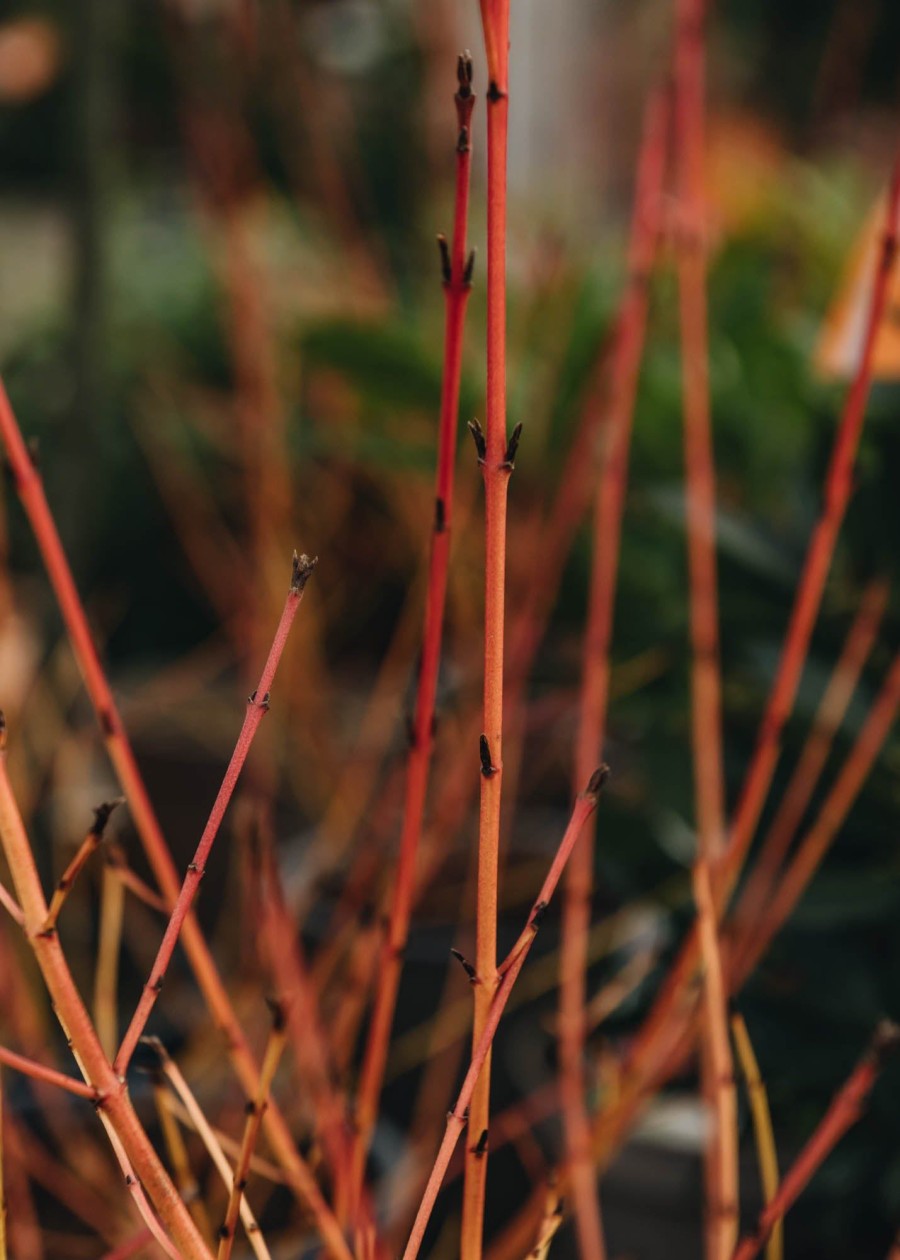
[583,764,611,801]
[291,551,318,593]
[479,734,496,777]
[502,422,523,469]
[474,1128,489,1156]
[437,234,452,284]
[91,797,126,838]
[456,52,473,97]
[468,419,486,463]
[463,249,476,286]
[451,948,478,983]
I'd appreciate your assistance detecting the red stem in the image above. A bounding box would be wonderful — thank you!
[727,151,900,883]
[115,555,315,1074]
[0,1045,98,1101]
[350,55,475,1213]
[731,1023,899,1260]
[0,376,352,1260]
[404,774,606,1260]
[730,577,888,971]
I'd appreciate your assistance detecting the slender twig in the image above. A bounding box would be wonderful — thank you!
[217,1005,288,1260]
[98,1116,181,1260]
[559,84,669,1260]
[153,1075,215,1247]
[462,6,512,1258]
[100,1230,154,1260]
[615,146,900,1156]
[733,647,900,988]
[41,799,124,935]
[693,858,738,1260]
[115,552,316,1075]
[731,1023,900,1260]
[350,52,476,1214]
[104,845,169,914]
[726,151,900,885]
[0,1046,99,1101]
[529,1185,564,1260]
[94,862,126,1059]
[0,719,211,1259]
[149,1040,271,1260]
[0,377,351,1260]
[254,831,355,1209]
[731,1012,781,1260]
[404,770,608,1260]
[731,577,888,971]
[0,885,23,928]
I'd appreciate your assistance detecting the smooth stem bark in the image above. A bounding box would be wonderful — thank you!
[693,859,738,1260]
[0,377,352,1260]
[731,1024,899,1260]
[617,145,900,1150]
[674,0,725,868]
[0,744,211,1259]
[350,56,475,1215]
[727,152,900,881]
[115,555,314,1074]
[559,85,668,1260]
[463,7,511,1258]
[405,775,606,1260]
[730,577,888,972]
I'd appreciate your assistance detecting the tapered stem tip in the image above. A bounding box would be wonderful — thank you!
[291,551,318,593]
[583,764,611,801]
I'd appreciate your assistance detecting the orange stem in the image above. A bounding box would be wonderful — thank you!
[404,773,607,1260]
[462,6,511,1258]
[559,84,669,1260]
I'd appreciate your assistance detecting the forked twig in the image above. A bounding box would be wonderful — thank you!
[404,769,608,1260]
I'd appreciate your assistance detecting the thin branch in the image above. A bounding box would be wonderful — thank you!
[41,799,124,935]
[404,770,608,1260]
[148,1040,272,1260]
[693,859,738,1260]
[0,719,211,1259]
[731,1023,900,1260]
[0,379,349,1260]
[731,1012,781,1260]
[559,82,669,1260]
[0,1046,99,1101]
[217,1005,288,1260]
[350,52,476,1216]
[462,7,512,1257]
[115,552,316,1075]
[731,577,888,972]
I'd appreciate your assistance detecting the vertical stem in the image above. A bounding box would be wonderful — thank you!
[693,859,738,1260]
[462,5,511,1258]
[0,1068,6,1260]
[558,86,668,1260]
[674,0,725,869]
[350,54,476,1214]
